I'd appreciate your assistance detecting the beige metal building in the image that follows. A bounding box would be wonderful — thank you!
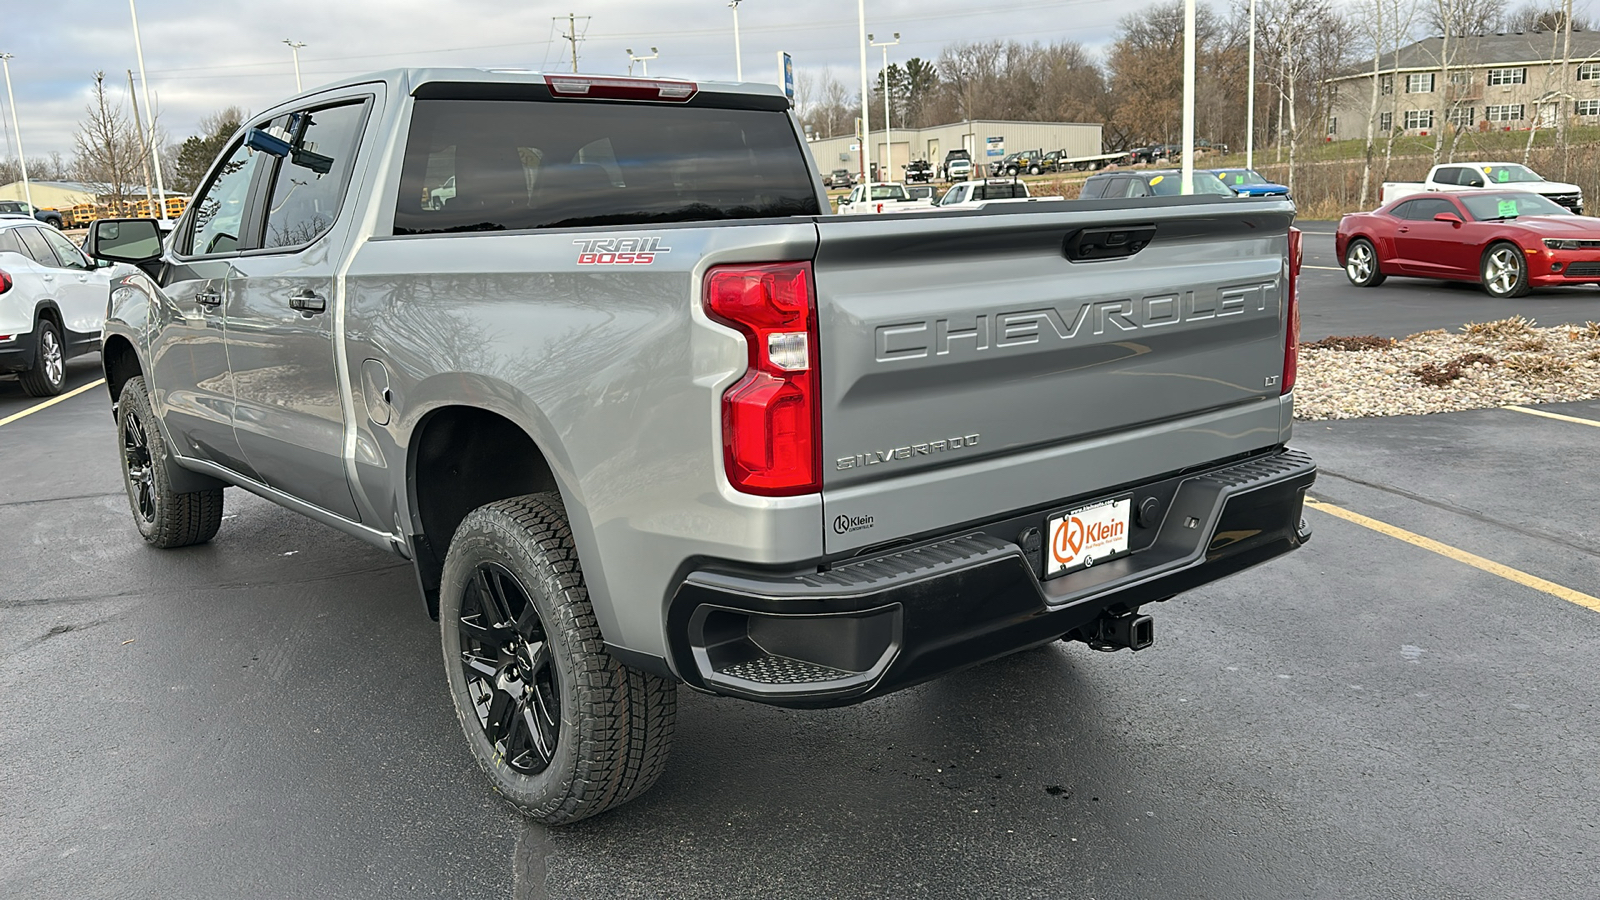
[0,180,102,210]
[1326,30,1600,140]
[805,119,1103,180]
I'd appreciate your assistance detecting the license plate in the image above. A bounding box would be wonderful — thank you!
[1045,497,1132,577]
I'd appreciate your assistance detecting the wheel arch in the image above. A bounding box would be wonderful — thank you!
[102,333,143,406]
[31,298,63,331]
[405,401,567,619]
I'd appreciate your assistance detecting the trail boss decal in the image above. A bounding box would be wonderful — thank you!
[574,236,670,265]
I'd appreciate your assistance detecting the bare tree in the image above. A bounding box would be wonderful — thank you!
[1503,2,1590,30]
[72,71,153,207]
[1425,0,1507,33]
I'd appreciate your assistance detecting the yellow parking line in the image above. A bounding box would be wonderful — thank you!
[0,378,106,429]
[1503,405,1600,428]
[1304,498,1600,613]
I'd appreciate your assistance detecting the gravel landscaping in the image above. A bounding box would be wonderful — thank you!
[1294,317,1600,420]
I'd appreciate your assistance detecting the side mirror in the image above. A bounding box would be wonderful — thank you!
[1434,212,1463,225]
[86,218,164,264]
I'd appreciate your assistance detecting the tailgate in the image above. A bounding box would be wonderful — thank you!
[814,199,1295,553]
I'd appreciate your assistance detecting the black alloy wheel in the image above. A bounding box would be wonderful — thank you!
[122,409,157,525]
[455,561,562,775]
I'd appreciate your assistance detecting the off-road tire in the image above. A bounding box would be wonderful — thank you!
[117,376,224,547]
[1029,164,1041,175]
[1344,238,1386,287]
[1481,241,1531,298]
[18,319,66,397]
[440,493,677,825]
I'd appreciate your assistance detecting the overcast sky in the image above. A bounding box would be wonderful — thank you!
[1,0,1139,163]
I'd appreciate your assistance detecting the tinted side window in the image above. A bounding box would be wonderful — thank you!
[186,139,263,256]
[1411,198,1458,219]
[1124,178,1152,198]
[39,228,89,269]
[1079,179,1107,200]
[0,228,24,256]
[14,226,59,267]
[1391,200,1419,219]
[394,97,821,234]
[261,102,367,250]
[1432,167,1461,185]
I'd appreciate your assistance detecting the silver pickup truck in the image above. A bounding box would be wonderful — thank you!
[85,69,1315,825]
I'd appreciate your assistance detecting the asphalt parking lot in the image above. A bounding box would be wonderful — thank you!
[3,278,1598,898]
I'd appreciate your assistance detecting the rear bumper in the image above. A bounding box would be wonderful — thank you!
[666,447,1316,708]
[0,330,37,374]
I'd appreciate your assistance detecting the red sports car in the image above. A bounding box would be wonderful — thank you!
[1335,190,1600,298]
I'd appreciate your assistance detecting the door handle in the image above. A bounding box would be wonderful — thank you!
[1397,227,1410,234]
[289,289,327,314]
[196,288,222,307]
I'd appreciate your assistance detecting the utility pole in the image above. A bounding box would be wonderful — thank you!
[857,0,870,185]
[556,13,588,74]
[730,1,743,80]
[1560,0,1574,179]
[1246,0,1256,170]
[284,40,306,92]
[127,70,157,215]
[128,0,167,219]
[1180,0,1195,194]
[0,52,30,210]
[626,47,658,76]
[870,33,899,178]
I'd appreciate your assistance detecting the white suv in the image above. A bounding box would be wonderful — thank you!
[0,219,114,396]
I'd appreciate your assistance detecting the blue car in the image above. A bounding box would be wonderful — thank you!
[1208,168,1289,197]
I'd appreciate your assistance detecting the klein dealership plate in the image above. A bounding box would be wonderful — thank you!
[1045,497,1131,577]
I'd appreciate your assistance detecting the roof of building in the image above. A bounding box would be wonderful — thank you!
[1339,30,1600,78]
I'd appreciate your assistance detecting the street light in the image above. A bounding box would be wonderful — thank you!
[284,40,307,92]
[729,0,743,81]
[626,47,658,76]
[1180,0,1196,194]
[1246,0,1256,170]
[857,0,870,185]
[128,0,168,220]
[0,53,31,210]
[869,33,899,180]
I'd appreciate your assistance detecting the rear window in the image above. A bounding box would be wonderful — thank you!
[394,98,821,234]
[971,183,1027,200]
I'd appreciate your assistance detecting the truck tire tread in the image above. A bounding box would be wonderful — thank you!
[117,376,225,548]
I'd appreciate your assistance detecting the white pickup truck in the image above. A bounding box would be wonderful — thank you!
[1380,162,1583,213]
[938,179,1065,209]
[836,181,942,215]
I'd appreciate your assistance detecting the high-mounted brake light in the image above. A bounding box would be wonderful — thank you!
[544,75,697,103]
[704,262,820,496]
[1283,227,1302,396]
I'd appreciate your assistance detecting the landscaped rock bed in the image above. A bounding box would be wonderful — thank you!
[1294,317,1600,420]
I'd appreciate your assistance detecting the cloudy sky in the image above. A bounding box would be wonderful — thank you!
[1,0,1135,162]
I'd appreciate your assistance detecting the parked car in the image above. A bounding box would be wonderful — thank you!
[1080,169,1237,199]
[0,199,66,229]
[904,183,939,205]
[936,179,1063,208]
[1196,139,1230,155]
[1209,168,1290,197]
[1001,149,1046,176]
[837,181,942,214]
[1380,162,1583,213]
[0,218,114,395]
[903,159,933,184]
[825,168,854,188]
[941,148,973,181]
[84,67,1313,827]
[1336,190,1600,298]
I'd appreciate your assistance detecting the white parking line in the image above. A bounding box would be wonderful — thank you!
[1503,405,1600,428]
[0,379,106,429]
[1304,265,1343,271]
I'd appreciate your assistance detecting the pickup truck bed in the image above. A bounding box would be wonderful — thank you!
[87,68,1313,825]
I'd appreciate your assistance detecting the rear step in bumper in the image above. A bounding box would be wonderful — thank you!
[666,447,1316,708]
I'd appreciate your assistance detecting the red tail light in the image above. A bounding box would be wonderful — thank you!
[704,262,821,496]
[0,268,11,294]
[1283,227,1301,395]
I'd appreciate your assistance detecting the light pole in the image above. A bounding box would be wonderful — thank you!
[626,47,658,76]
[128,0,168,219]
[729,1,743,81]
[857,0,870,184]
[869,33,899,179]
[1246,0,1255,170]
[1180,0,1196,194]
[284,40,307,92]
[0,53,31,210]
